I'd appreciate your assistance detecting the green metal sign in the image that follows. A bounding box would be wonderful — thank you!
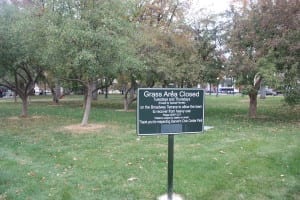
[137,88,204,135]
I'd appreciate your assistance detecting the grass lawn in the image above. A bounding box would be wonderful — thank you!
[0,94,299,200]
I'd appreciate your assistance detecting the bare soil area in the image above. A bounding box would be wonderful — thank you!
[7,115,44,120]
[115,109,135,112]
[63,123,106,134]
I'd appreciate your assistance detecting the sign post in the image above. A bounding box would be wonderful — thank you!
[167,134,174,200]
[137,88,204,199]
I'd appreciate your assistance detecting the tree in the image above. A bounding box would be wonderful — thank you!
[227,1,265,117]
[46,0,139,125]
[131,0,193,87]
[190,11,227,93]
[116,0,192,111]
[256,0,300,105]
[160,30,199,88]
[227,0,299,117]
[132,0,187,28]
[0,4,45,116]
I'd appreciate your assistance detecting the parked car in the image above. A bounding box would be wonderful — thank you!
[219,87,235,94]
[266,89,277,96]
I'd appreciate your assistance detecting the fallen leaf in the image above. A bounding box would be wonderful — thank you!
[127,177,138,182]
[27,171,36,177]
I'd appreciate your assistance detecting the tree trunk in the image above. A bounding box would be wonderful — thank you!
[123,77,137,111]
[124,96,129,111]
[260,81,266,99]
[124,88,133,112]
[55,81,61,100]
[249,93,257,118]
[51,88,58,104]
[83,89,87,109]
[123,84,136,111]
[51,81,61,104]
[248,73,263,118]
[105,86,108,99]
[20,95,28,117]
[92,81,98,101]
[81,81,93,126]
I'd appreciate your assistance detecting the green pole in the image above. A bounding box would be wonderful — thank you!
[167,134,174,200]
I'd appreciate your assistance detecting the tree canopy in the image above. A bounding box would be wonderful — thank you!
[0,5,46,116]
[0,0,299,120]
[227,0,299,116]
[45,0,140,125]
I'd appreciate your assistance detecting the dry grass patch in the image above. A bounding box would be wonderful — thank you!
[63,123,107,134]
[234,114,269,119]
[7,115,44,120]
[115,109,136,112]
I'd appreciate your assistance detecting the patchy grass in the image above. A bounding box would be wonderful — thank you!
[0,94,299,200]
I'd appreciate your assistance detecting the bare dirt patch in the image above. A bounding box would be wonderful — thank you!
[7,116,20,120]
[7,115,44,120]
[63,123,107,134]
[115,109,135,112]
[234,114,269,119]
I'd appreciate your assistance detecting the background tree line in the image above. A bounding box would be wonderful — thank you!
[0,0,299,123]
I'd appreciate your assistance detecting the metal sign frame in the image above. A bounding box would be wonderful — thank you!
[137,88,204,136]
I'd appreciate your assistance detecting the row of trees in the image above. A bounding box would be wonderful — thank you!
[0,0,299,124]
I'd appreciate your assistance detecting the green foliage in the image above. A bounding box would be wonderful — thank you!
[0,4,47,116]
[0,5,45,76]
[127,0,196,87]
[227,0,299,104]
[285,86,300,105]
[257,57,277,86]
[191,12,227,87]
[44,0,139,84]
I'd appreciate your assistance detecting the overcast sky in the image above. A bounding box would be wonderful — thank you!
[189,0,231,14]
[185,0,231,23]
